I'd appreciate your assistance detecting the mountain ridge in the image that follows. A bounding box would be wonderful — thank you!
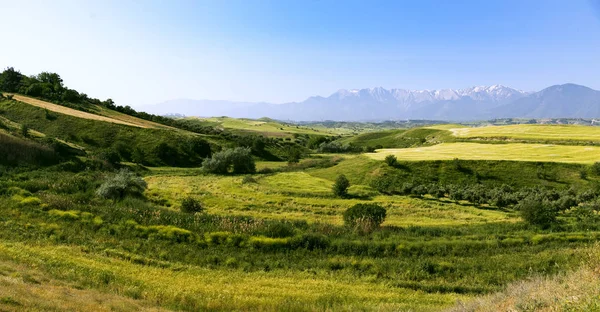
[144,84,600,121]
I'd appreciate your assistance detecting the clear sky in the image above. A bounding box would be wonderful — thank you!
[1,0,600,108]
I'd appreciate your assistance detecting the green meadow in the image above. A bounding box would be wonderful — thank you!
[1,90,600,311]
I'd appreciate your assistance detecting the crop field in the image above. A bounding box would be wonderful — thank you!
[368,142,600,164]
[436,124,600,142]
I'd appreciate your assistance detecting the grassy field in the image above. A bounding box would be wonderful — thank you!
[8,94,166,129]
[338,128,452,148]
[368,142,600,164]
[437,124,600,143]
[184,117,338,137]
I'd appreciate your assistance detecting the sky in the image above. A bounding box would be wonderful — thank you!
[1,0,600,108]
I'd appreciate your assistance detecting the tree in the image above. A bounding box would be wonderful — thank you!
[384,155,397,166]
[343,203,387,233]
[0,67,24,92]
[202,147,255,174]
[96,169,147,201]
[517,195,558,228]
[332,174,350,198]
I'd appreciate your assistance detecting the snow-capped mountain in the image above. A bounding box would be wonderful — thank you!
[145,84,600,121]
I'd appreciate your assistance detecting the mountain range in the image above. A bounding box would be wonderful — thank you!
[143,83,600,121]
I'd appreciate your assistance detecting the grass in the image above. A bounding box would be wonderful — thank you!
[8,94,160,129]
[368,142,600,164]
[145,170,513,226]
[442,124,600,143]
[339,128,452,148]
[183,116,335,137]
[448,243,600,311]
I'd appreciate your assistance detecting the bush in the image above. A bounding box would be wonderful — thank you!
[592,162,600,175]
[384,155,397,166]
[96,169,147,201]
[180,196,204,213]
[332,174,350,198]
[343,203,387,233]
[517,195,558,228]
[202,147,256,174]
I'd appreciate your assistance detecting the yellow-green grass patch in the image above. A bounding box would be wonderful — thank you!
[445,124,600,142]
[0,242,465,312]
[368,142,600,164]
[145,172,514,226]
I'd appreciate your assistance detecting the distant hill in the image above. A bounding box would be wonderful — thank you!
[147,84,600,121]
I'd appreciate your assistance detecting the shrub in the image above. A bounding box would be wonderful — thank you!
[21,124,29,137]
[202,147,256,174]
[180,196,204,214]
[343,203,387,233]
[517,195,558,228]
[332,174,350,198]
[261,222,295,238]
[96,169,147,201]
[384,155,397,166]
[592,162,600,175]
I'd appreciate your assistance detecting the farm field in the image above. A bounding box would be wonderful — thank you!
[368,142,600,164]
[435,124,600,143]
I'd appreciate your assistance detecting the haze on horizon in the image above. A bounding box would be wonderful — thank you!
[1,0,600,109]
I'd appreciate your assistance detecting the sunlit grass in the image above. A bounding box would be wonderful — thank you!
[368,142,600,164]
[443,124,600,142]
[0,242,464,312]
[145,170,514,226]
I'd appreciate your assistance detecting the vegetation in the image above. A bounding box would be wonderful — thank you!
[202,147,256,174]
[343,203,387,233]
[3,73,600,310]
[332,174,350,198]
[96,169,148,201]
[180,196,204,214]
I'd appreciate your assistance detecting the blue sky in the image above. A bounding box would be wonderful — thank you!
[1,0,600,108]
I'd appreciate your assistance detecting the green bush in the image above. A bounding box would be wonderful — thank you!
[96,169,147,201]
[202,147,256,174]
[180,196,204,214]
[592,162,600,175]
[517,195,558,229]
[241,175,257,184]
[332,174,350,198]
[384,155,397,166]
[343,203,387,233]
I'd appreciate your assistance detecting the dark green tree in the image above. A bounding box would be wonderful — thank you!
[332,174,350,198]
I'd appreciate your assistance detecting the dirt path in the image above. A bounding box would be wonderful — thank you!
[9,94,153,128]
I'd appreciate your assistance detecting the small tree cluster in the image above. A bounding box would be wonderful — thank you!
[96,169,147,201]
[202,147,256,174]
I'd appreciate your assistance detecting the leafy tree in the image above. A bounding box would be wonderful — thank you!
[0,67,23,92]
[517,195,558,228]
[96,169,147,201]
[229,147,256,173]
[384,155,397,166]
[202,147,255,174]
[332,174,350,198]
[343,203,387,233]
